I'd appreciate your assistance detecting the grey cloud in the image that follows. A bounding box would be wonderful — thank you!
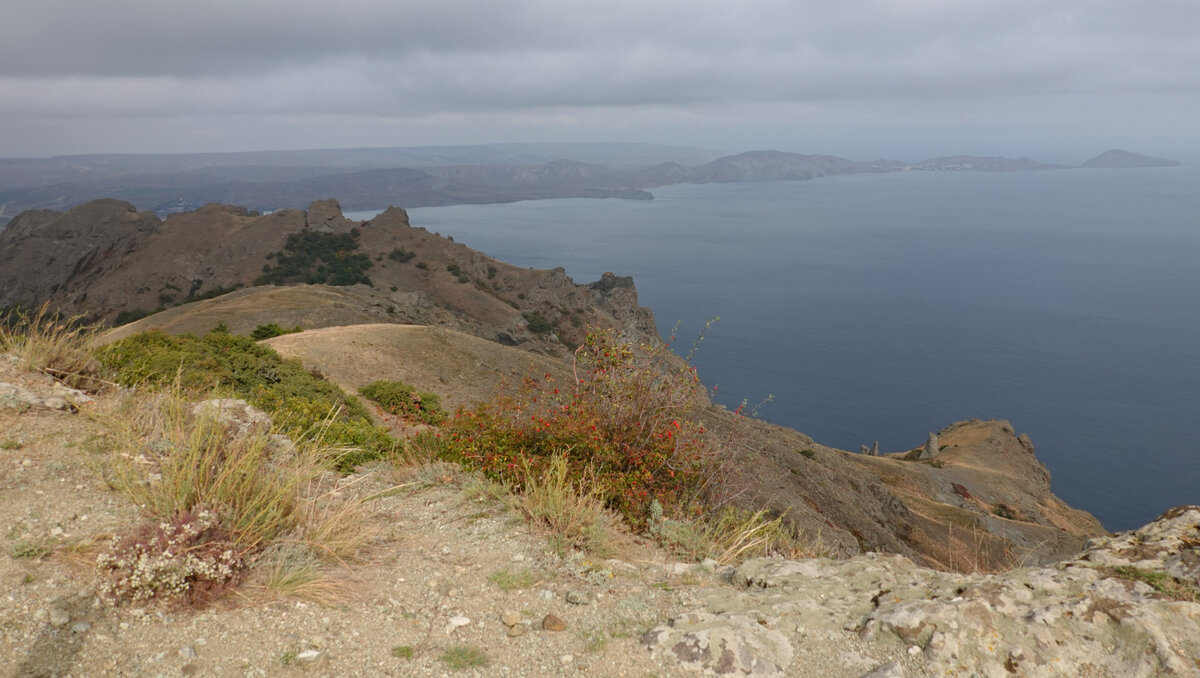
[1,0,1198,157]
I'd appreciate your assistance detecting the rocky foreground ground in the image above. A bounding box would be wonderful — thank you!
[2,355,1199,677]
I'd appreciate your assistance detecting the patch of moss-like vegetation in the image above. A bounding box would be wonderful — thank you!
[387,247,416,263]
[522,312,554,335]
[256,229,373,287]
[94,328,398,470]
[114,307,164,326]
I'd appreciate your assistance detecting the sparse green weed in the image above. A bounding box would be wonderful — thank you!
[439,646,489,669]
[489,568,537,591]
[10,538,53,560]
[1109,565,1200,602]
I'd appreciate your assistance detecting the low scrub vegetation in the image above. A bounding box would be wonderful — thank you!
[387,247,416,263]
[522,311,554,335]
[359,379,447,425]
[256,229,373,287]
[440,328,801,560]
[250,322,303,340]
[94,327,398,470]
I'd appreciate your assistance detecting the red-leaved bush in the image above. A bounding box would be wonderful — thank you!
[442,328,717,527]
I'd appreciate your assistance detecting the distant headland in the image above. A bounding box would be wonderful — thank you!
[0,143,1180,225]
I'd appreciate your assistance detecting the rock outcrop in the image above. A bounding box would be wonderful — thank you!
[0,200,161,313]
[644,506,1200,677]
[724,418,1104,571]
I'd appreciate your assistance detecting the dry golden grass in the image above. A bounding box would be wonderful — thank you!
[91,388,375,604]
[0,303,110,391]
[517,455,628,558]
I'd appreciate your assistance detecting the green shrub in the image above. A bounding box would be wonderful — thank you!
[387,248,416,263]
[114,307,162,326]
[250,323,303,340]
[255,230,373,287]
[94,329,398,470]
[522,312,553,335]
[186,284,243,302]
[359,379,447,425]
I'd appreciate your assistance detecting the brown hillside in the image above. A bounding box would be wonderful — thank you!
[3,199,658,356]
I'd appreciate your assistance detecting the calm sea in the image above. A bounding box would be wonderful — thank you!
[350,167,1200,531]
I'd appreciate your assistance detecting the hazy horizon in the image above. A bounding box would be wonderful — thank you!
[1,141,1191,169]
[3,1,1197,163]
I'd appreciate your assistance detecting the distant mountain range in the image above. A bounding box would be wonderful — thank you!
[0,143,1180,224]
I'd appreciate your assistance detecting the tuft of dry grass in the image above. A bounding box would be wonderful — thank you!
[93,388,373,605]
[0,303,109,391]
[248,543,360,605]
[517,455,627,557]
[649,504,808,565]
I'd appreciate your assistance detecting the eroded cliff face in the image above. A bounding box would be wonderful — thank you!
[712,416,1104,572]
[0,200,161,312]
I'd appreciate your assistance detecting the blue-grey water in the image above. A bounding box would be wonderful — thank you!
[351,167,1200,531]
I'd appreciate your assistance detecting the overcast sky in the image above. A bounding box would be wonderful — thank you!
[2,0,1197,162]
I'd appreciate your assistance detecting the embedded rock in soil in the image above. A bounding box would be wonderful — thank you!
[649,506,1200,677]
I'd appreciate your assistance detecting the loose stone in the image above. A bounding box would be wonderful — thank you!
[542,614,567,632]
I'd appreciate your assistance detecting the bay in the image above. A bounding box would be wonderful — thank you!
[351,167,1200,531]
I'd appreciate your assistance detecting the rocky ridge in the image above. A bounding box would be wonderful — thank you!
[0,198,659,357]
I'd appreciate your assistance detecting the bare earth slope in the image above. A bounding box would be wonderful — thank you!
[262,323,571,412]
